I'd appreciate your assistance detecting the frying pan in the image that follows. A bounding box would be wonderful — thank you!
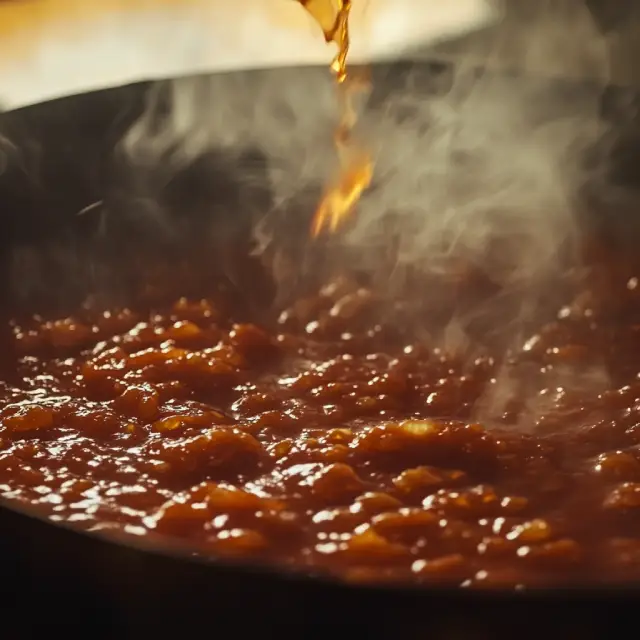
[0,61,640,639]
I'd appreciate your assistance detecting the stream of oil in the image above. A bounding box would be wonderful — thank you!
[299,0,373,237]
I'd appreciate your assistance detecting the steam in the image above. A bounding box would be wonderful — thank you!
[0,133,18,178]
[120,0,614,426]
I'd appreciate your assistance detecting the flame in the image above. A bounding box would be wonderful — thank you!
[299,0,373,237]
[311,151,373,235]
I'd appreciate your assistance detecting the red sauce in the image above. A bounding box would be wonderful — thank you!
[2,253,640,589]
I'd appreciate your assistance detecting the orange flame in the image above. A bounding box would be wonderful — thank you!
[299,0,373,237]
[311,152,373,235]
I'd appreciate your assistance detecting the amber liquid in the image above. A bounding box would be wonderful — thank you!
[299,0,373,236]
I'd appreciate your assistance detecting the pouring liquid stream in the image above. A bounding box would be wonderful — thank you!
[299,0,373,237]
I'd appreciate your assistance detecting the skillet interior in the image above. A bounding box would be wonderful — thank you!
[1,62,640,637]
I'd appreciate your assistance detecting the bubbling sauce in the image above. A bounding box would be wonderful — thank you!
[2,250,640,588]
[298,0,373,236]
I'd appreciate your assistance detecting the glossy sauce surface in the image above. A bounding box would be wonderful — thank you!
[3,257,640,589]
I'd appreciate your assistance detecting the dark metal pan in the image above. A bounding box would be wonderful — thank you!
[1,62,640,638]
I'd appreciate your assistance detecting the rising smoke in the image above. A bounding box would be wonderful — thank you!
[119,0,614,424]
